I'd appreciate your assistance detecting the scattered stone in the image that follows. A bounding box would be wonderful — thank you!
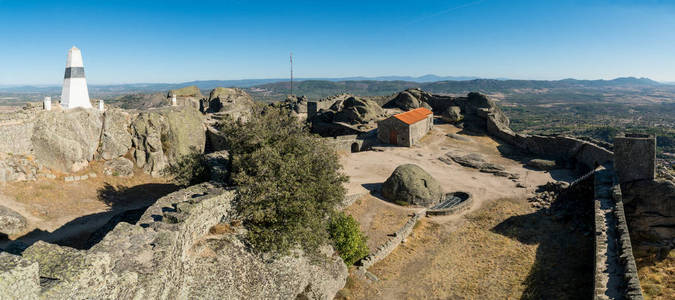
[88,172,97,178]
[382,164,443,207]
[526,159,557,170]
[516,183,526,188]
[0,205,27,235]
[364,271,379,282]
[445,133,472,142]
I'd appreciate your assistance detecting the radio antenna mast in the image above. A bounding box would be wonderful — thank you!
[290,52,294,96]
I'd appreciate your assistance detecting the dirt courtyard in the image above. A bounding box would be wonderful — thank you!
[338,122,585,299]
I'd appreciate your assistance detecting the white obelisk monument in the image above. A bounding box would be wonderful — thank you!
[61,46,92,109]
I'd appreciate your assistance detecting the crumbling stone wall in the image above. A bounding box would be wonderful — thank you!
[359,209,426,270]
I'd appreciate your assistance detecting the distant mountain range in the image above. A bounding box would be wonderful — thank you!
[0,76,665,95]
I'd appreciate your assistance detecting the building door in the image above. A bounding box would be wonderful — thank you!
[389,130,397,145]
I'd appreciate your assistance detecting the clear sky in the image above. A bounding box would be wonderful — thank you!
[1,0,674,85]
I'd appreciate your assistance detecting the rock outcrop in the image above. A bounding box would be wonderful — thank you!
[382,164,443,207]
[130,106,205,176]
[384,88,433,111]
[311,96,387,137]
[622,179,675,246]
[99,109,133,160]
[168,86,203,99]
[31,108,103,172]
[103,157,134,177]
[168,86,204,110]
[200,87,255,122]
[0,205,27,235]
[0,183,348,299]
[0,252,40,299]
[442,106,463,123]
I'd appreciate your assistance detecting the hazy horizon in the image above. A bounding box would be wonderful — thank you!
[2,0,675,85]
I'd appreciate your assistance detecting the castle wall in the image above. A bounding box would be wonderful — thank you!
[593,167,643,299]
[483,107,643,299]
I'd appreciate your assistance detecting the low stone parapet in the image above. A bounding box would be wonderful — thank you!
[359,208,426,270]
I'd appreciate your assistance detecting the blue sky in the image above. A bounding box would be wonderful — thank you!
[1,0,674,85]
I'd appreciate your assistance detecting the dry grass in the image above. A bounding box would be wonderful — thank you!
[344,197,593,299]
[1,161,178,236]
[343,195,414,250]
[637,249,675,300]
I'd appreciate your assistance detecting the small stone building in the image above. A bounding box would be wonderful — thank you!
[377,108,433,147]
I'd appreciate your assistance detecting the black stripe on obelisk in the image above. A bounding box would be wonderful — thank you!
[64,67,85,79]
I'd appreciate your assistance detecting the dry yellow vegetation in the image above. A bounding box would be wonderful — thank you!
[637,250,675,300]
[342,197,593,299]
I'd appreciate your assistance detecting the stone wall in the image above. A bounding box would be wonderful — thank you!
[593,167,643,299]
[486,113,613,170]
[323,132,378,153]
[358,209,426,270]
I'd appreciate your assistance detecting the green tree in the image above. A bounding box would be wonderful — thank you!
[329,212,369,265]
[219,106,349,254]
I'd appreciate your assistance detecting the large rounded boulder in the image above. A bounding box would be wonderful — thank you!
[381,164,443,207]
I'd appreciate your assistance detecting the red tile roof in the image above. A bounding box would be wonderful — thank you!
[393,107,433,125]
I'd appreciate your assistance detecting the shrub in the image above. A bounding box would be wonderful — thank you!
[164,150,210,187]
[329,212,369,265]
[219,106,349,254]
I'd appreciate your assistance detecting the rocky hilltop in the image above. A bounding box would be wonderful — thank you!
[0,105,205,181]
[0,182,347,299]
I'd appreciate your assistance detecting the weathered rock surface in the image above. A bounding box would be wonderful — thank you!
[103,157,134,177]
[31,108,103,172]
[1,183,347,299]
[527,159,558,170]
[442,152,505,172]
[0,205,27,235]
[442,106,463,123]
[384,89,433,111]
[330,97,386,124]
[0,153,41,183]
[201,87,255,122]
[311,96,387,136]
[99,109,133,160]
[382,164,443,207]
[0,252,40,299]
[168,85,203,99]
[130,106,205,176]
[622,179,675,246]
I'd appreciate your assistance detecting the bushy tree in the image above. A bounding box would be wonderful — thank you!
[219,106,349,254]
[329,212,369,265]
